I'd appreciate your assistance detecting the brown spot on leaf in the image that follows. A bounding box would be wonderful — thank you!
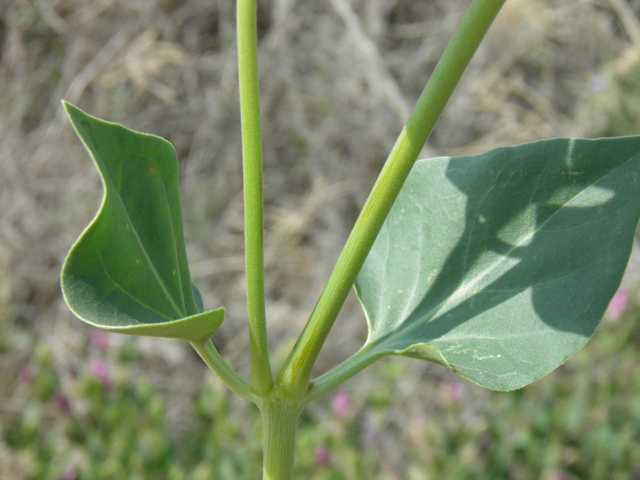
[148,164,156,175]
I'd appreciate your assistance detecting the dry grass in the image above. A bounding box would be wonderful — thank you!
[2,0,640,474]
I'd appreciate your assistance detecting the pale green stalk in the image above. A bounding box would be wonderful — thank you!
[237,0,273,397]
[277,0,508,397]
[191,339,259,403]
[260,399,304,480]
[306,344,383,402]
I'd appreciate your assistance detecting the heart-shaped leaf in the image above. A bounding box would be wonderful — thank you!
[355,136,640,391]
[61,102,224,342]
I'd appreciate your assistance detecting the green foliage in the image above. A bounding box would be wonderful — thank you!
[4,341,261,480]
[61,103,224,342]
[5,304,640,479]
[60,90,640,480]
[56,0,640,477]
[355,137,640,391]
[63,102,640,395]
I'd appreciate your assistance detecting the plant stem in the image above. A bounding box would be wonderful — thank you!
[191,339,259,403]
[260,399,303,480]
[237,0,273,397]
[306,344,383,402]
[277,0,507,397]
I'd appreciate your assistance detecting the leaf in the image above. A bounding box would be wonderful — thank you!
[61,102,224,343]
[355,136,640,391]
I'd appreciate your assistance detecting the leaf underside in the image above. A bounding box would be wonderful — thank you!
[355,136,640,391]
[61,102,224,343]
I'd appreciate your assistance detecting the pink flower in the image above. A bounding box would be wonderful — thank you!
[447,380,465,403]
[54,394,72,415]
[605,289,629,321]
[363,423,380,445]
[315,445,330,467]
[90,331,111,353]
[60,467,77,480]
[18,365,35,384]
[90,359,112,389]
[548,470,570,480]
[438,379,465,405]
[332,390,353,422]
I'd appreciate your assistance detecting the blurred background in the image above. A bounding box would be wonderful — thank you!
[2,0,640,478]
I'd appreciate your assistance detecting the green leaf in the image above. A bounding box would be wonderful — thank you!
[355,136,640,391]
[61,102,224,343]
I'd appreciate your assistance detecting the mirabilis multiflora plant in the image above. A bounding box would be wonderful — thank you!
[60,0,640,478]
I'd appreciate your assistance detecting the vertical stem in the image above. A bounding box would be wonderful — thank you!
[277,0,507,397]
[261,401,303,480]
[237,0,273,396]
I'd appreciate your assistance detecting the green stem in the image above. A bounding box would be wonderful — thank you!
[261,400,303,480]
[191,339,259,403]
[237,0,273,397]
[306,344,383,402]
[277,0,507,397]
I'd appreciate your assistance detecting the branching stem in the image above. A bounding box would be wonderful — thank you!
[276,0,508,397]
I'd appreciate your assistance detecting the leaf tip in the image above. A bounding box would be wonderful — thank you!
[61,100,77,117]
